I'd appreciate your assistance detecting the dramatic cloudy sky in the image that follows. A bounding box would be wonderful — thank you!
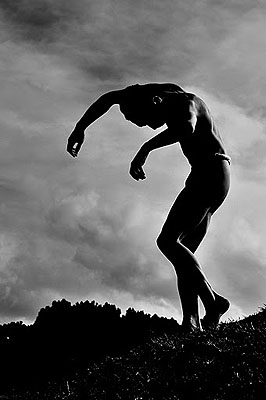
[1,0,266,324]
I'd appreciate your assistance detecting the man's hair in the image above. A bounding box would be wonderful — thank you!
[125,82,185,96]
[120,82,185,113]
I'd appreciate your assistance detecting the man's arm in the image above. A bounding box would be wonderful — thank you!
[129,104,197,181]
[129,128,179,181]
[142,100,196,155]
[67,90,122,157]
[143,127,180,153]
[75,90,122,131]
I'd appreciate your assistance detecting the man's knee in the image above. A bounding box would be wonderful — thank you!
[156,233,165,252]
[156,232,174,253]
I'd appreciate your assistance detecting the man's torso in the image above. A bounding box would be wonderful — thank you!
[166,92,227,166]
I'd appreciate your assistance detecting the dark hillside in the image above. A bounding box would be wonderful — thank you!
[1,300,266,399]
[0,299,177,393]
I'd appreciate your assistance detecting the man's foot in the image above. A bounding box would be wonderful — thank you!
[181,316,203,333]
[201,295,230,330]
[180,324,203,334]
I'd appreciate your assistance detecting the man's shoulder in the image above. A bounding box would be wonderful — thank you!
[168,91,195,102]
[165,92,196,113]
[164,93,198,127]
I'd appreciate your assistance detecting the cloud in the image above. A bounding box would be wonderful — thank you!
[189,8,266,114]
[0,171,180,322]
[1,0,266,324]
[199,176,266,319]
[2,0,260,89]
[0,0,173,86]
[0,0,88,42]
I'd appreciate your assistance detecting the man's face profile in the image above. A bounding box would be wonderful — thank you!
[120,96,165,130]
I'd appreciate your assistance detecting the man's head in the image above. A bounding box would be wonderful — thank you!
[119,83,184,129]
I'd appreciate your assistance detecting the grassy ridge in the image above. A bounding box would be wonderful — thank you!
[3,304,266,399]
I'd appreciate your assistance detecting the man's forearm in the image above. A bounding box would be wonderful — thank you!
[75,91,120,131]
[142,128,179,154]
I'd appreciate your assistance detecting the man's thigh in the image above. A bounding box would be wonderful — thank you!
[181,212,211,253]
[159,187,211,241]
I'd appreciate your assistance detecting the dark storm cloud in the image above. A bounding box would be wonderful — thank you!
[0,0,88,42]
[1,0,263,94]
[0,0,170,83]
[2,0,258,86]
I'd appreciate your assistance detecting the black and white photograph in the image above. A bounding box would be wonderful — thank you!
[0,1,266,398]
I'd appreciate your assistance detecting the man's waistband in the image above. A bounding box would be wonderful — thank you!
[189,153,231,167]
[214,153,231,165]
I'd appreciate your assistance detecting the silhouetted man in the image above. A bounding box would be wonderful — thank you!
[67,83,231,332]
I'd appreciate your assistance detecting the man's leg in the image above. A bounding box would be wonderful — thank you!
[156,189,217,329]
[181,212,211,253]
[181,211,230,327]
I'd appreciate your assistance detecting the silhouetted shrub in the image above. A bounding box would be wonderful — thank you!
[2,303,266,399]
[0,299,178,393]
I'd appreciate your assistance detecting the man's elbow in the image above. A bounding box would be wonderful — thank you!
[191,109,197,132]
[101,90,121,109]
[182,121,195,135]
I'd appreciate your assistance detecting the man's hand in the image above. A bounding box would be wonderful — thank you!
[129,147,148,181]
[66,128,85,158]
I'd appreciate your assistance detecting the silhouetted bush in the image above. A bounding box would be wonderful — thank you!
[2,303,266,399]
[0,299,178,393]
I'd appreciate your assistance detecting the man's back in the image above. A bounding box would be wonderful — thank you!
[172,92,226,166]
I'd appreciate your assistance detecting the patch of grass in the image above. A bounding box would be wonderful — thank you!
[5,305,266,399]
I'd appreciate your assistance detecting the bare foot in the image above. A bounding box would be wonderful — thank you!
[201,295,230,330]
[181,316,203,333]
